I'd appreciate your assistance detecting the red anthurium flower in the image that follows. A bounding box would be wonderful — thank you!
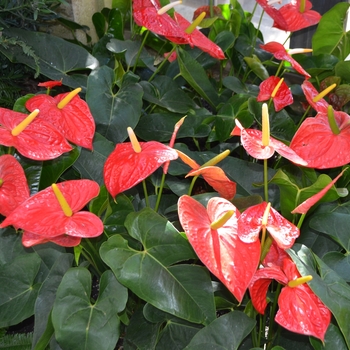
[38,80,62,89]
[178,195,261,302]
[132,0,186,39]
[176,149,236,200]
[261,42,310,78]
[249,257,331,341]
[257,76,293,111]
[104,127,178,198]
[0,154,29,217]
[256,0,321,32]
[170,12,225,60]
[292,168,346,214]
[0,180,103,245]
[25,88,95,150]
[237,201,299,249]
[22,231,81,248]
[301,80,334,113]
[0,108,72,160]
[232,109,307,166]
[290,88,350,168]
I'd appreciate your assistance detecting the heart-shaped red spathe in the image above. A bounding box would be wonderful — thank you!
[178,195,260,302]
[0,154,30,217]
[171,13,225,60]
[132,0,186,39]
[290,111,350,169]
[276,259,331,341]
[237,202,300,249]
[104,141,178,198]
[257,76,293,112]
[261,42,310,79]
[0,180,103,239]
[25,92,95,150]
[301,80,329,113]
[256,0,320,32]
[0,108,72,160]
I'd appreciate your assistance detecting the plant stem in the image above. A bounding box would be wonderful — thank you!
[188,176,199,196]
[264,158,268,202]
[267,283,282,349]
[155,172,166,212]
[142,180,150,207]
[149,45,176,82]
[132,31,149,73]
[296,105,310,129]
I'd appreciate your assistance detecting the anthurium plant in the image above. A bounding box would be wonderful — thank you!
[2,0,350,349]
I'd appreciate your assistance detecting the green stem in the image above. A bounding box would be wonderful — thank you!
[209,0,214,18]
[132,31,149,73]
[296,105,310,129]
[264,158,268,202]
[297,213,306,229]
[267,283,283,349]
[187,176,199,196]
[154,172,166,212]
[142,180,150,207]
[149,45,176,82]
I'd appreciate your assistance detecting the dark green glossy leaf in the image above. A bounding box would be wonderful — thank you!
[309,212,350,253]
[92,12,106,39]
[1,28,99,88]
[100,208,216,325]
[177,47,220,110]
[0,227,27,265]
[184,311,255,350]
[289,244,350,349]
[86,67,143,143]
[223,76,259,95]
[244,56,269,81]
[73,132,115,185]
[52,268,127,350]
[0,253,41,327]
[107,9,124,40]
[310,323,348,350]
[139,76,198,113]
[323,252,350,282]
[312,3,350,61]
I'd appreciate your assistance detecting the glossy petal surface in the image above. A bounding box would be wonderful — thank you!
[172,13,225,60]
[25,93,95,149]
[249,265,288,314]
[237,125,307,165]
[178,195,260,302]
[1,180,103,238]
[261,42,310,78]
[290,112,350,168]
[238,202,300,249]
[104,141,178,198]
[276,260,331,341]
[22,231,81,247]
[187,166,236,200]
[301,80,329,113]
[132,0,186,39]
[0,108,72,160]
[0,154,30,217]
[257,76,293,111]
[256,0,320,32]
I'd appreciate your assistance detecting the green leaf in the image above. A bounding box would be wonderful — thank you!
[310,323,348,350]
[73,132,115,185]
[0,333,33,350]
[289,244,350,349]
[135,111,211,142]
[52,268,128,350]
[0,227,27,265]
[139,76,198,113]
[184,311,255,350]
[38,147,80,189]
[222,76,259,95]
[177,47,220,110]
[309,212,350,253]
[0,253,41,327]
[323,252,350,282]
[1,28,99,89]
[270,170,340,220]
[312,3,350,61]
[100,208,216,325]
[86,67,143,143]
[32,251,73,350]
